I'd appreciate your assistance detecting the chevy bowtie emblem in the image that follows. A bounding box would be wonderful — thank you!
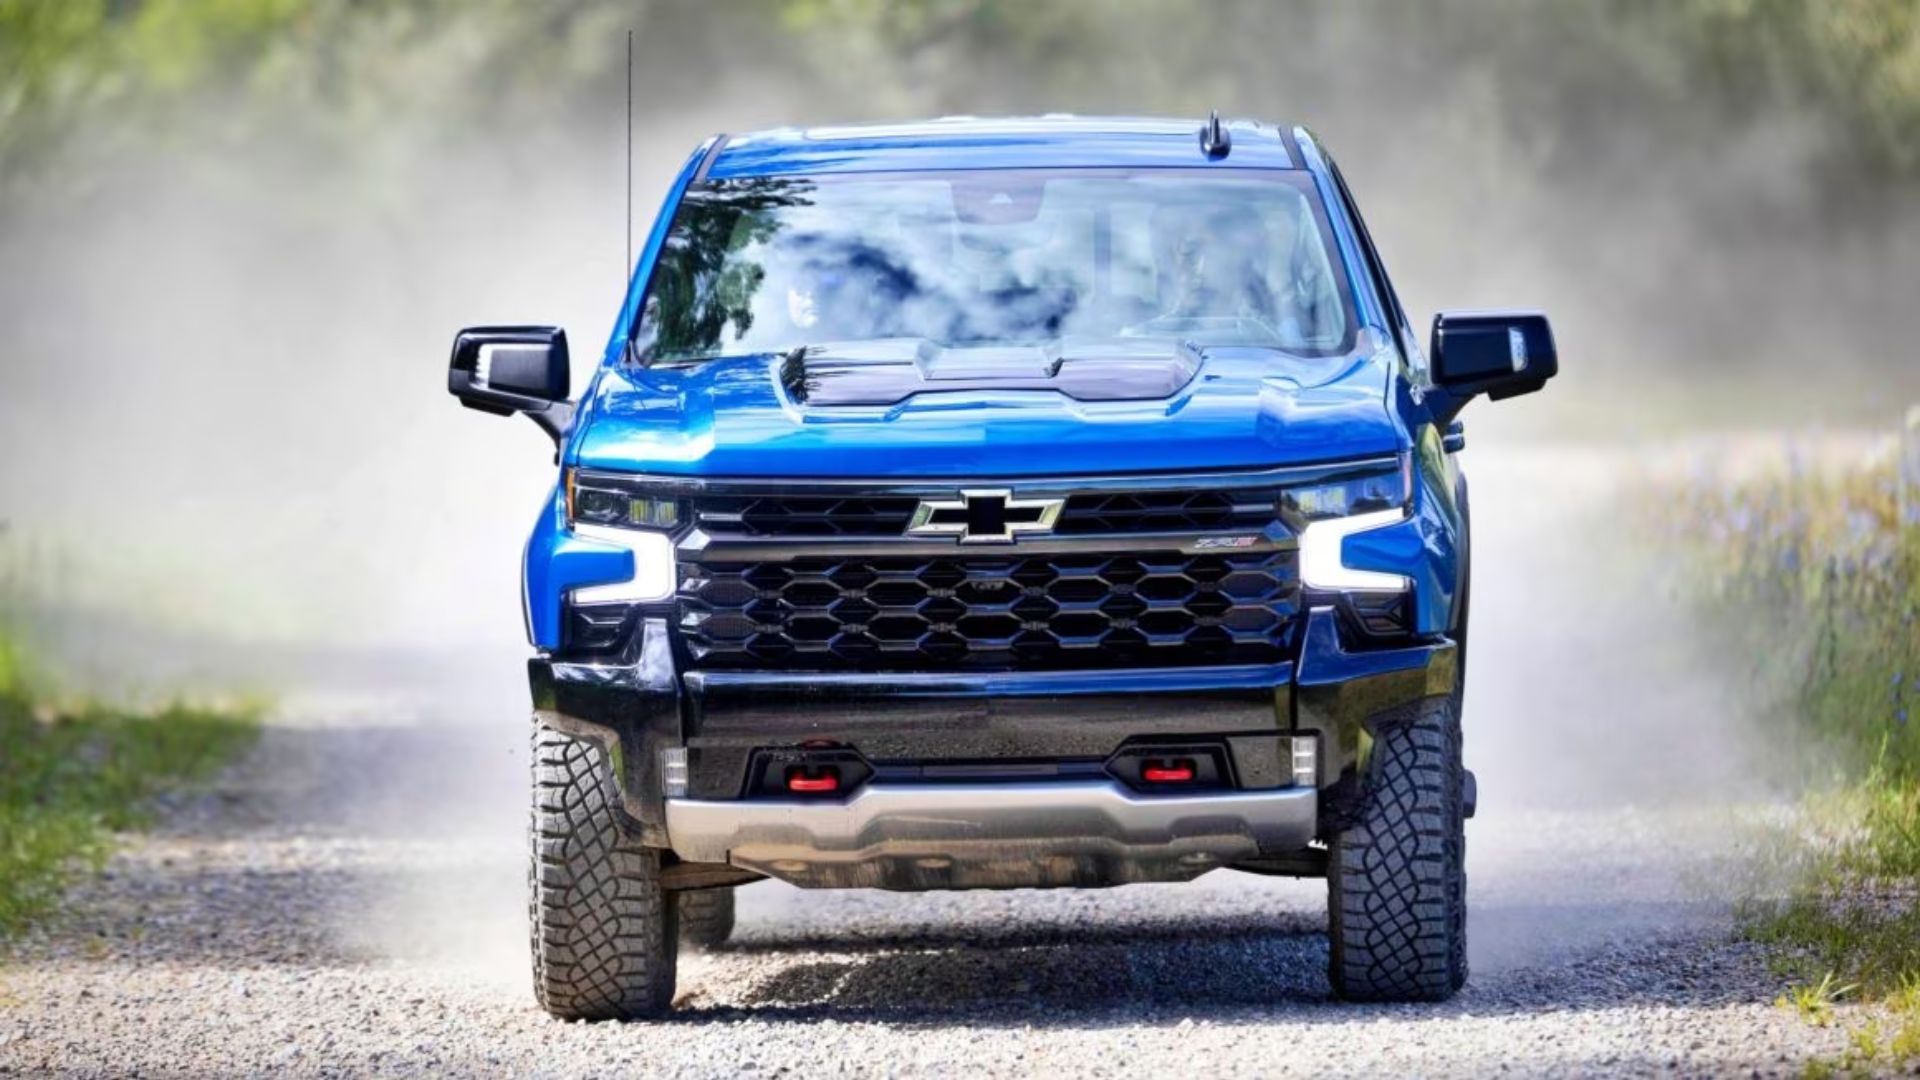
[907,489,1064,544]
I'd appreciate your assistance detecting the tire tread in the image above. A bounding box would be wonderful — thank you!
[677,888,736,950]
[1327,695,1468,1002]
[528,723,677,1020]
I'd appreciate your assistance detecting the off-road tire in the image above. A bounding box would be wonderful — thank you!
[529,722,678,1020]
[677,888,736,950]
[1326,694,1468,1002]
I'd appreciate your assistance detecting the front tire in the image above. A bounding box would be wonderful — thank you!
[1326,695,1468,1002]
[529,722,678,1020]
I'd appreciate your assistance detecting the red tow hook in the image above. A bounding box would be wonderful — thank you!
[1142,759,1196,784]
[786,767,840,794]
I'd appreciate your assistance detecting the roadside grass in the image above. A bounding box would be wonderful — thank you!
[1656,438,1920,1074]
[0,626,261,940]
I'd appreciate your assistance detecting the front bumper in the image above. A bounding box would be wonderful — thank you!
[666,779,1316,889]
[528,606,1455,889]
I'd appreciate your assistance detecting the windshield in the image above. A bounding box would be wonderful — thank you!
[631,169,1356,364]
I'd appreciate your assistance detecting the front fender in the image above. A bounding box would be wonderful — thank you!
[1339,429,1462,636]
[522,486,640,649]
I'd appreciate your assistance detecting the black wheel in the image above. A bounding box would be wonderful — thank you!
[677,888,736,950]
[529,722,678,1020]
[1326,694,1468,1002]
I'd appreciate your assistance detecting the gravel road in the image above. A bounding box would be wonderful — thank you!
[0,448,1863,1077]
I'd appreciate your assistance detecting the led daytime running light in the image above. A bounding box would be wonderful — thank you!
[1299,508,1411,592]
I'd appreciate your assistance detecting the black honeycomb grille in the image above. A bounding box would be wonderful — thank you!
[690,488,1283,538]
[1054,488,1284,535]
[694,494,921,537]
[676,550,1299,671]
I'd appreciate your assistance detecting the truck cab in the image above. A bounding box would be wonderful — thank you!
[449,114,1556,1018]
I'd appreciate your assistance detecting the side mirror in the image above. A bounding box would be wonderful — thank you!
[447,325,574,446]
[1429,310,1557,403]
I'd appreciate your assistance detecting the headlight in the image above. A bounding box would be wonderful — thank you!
[1280,457,1410,522]
[1290,457,1413,593]
[566,469,681,530]
[564,469,678,605]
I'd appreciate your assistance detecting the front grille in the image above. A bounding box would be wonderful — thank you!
[690,488,1283,538]
[694,494,920,537]
[1054,488,1284,535]
[676,550,1299,671]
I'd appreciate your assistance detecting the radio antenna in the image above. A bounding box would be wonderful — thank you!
[624,28,634,285]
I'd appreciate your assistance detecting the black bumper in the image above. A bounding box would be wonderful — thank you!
[528,606,1456,851]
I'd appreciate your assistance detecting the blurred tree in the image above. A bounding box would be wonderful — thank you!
[1,0,315,191]
[0,0,686,201]
[1685,0,1920,177]
[2,0,1918,200]
[776,0,1920,183]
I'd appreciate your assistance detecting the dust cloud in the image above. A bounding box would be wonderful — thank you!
[0,2,1908,980]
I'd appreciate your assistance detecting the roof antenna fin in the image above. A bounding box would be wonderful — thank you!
[1199,109,1230,159]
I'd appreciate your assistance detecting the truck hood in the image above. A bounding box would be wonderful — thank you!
[568,344,1408,478]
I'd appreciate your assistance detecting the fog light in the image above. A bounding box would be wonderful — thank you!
[1291,736,1317,787]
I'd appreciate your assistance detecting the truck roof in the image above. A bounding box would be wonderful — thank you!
[704,115,1303,179]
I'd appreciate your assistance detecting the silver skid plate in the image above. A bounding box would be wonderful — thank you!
[666,780,1316,890]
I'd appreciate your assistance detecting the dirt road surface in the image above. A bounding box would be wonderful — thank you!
[0,448,1854,1077]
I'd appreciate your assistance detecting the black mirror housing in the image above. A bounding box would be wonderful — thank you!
[1429,311,1557,403]
[447,325,574,446]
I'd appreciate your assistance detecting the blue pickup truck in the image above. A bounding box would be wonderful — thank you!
[449,114,1555,1019]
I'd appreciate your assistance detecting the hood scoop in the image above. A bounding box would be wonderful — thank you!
[782,338,1202,407]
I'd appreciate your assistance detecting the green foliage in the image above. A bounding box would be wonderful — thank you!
[0,624,28,700]
[1661,452,1920,780]
[1777,971,1854,1027]
[0,0,639,198]
[0,630,259,938]
[778,0,1920,181]
[0,513,264,940]
[1790,976,1920,1076]
[1751,883,1920,1000]
[1685,0,1920,177]
[1660,435,1920,1072]
[0,0,310,188]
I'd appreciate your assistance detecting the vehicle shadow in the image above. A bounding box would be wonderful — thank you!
[670,891,1766,1026]
[24,705,1774,1031]
[692,917,1332,1016]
